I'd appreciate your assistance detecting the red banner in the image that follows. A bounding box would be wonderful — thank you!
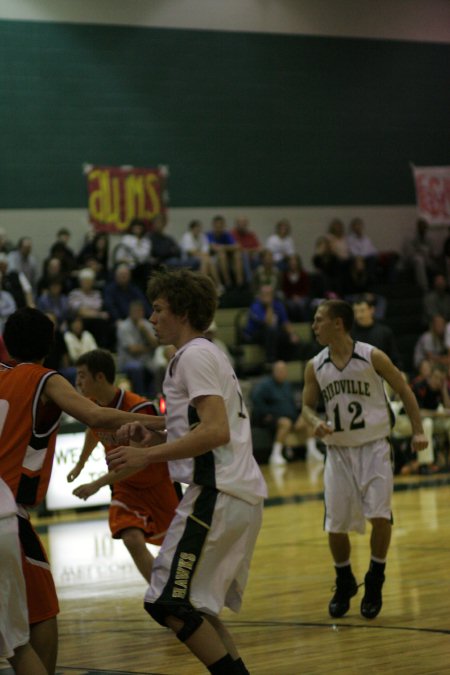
[85,164,168,233]
[412,165,450,225]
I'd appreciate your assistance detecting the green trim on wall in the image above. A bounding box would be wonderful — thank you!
[1,20,449,208]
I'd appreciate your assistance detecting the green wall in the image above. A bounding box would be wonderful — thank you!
[1,19,449,208]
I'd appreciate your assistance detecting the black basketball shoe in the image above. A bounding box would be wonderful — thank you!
[360,571,385,619]
[328,575,358,618]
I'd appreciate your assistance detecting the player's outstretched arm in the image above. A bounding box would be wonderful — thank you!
[67,428,98,482]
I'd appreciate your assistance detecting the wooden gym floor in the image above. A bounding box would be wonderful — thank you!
[2,460,450,674]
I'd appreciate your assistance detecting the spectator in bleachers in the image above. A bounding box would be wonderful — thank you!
[103,263,151,323]
[250,360,320,465]
[7,236,39,294]
[68,268,113,349]
[280,253,310,321]
[231,216,262,283]
[351,295,402,369]
[0,252,34,309]
[422,273,450,325]
[413,314,449,371]
[207,215,244,288]
[151,214,197,270]
[344,255,372,297]
[402,218,441,291]
[37,277,71,330]
[49,228,78,277]
[37,255,73,295]
[153,344,176,395]
[347,218,378,283]
[116,299,158,397]
[114,218,152,292]
[311,235,342,296]
[265,219,296,269]
[77,232,110,284]
[0,227,13,254]
[64,316,98,367]
[326,218,350,263]
[43,311,73,382]
[242,284,300,363]
[252,248,281,295]
[179,220,222,293]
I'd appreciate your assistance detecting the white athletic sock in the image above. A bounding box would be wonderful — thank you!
[270,441,286,465]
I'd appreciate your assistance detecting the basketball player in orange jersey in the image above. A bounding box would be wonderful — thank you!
[67,348,179,582]
[0,308,162,675]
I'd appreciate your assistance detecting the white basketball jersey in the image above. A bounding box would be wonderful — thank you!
[163,337,267,505]
[313,341,393,447]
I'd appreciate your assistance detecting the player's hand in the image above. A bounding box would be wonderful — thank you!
[115,422,154,446]
[67,464,83,483]
[72,482,99,500]
[314,420,333,439]
[106,445,151,472]
[411,433,428,453]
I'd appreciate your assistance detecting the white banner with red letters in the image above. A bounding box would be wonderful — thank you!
[412,164,450,225]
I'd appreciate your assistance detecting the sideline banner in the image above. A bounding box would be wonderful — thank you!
[84,164,168,233]
[412,164,450,225]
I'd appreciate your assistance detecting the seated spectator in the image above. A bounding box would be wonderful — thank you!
[0,227,13,254]
[265,219,296,269]
[281,254,310,321]
[344,255,372,296]
[388,369,438,475]
[326,218,351,286]
[250,360,319,465]
[402,218,441,291]
[413,314,449,371]
[347,218,378,282]
[114,218,152,292]
[252,249,281,295]
[179,220,222,293]
[49,228,78,278]
[150,214,198,270]
[231,216,262,282]
[311,235,342,296]
[37,277,71,330]
[64,316,98,365]
[77,232,110,284]
[37,255,73,295]
[242,284,300,363]
[422,274,450,325]
[351,294,401,368]
[7,236,39,294]
[103,264,151,323]
[207,215,244,288]
[0,252,34,308]
[117,300,158,397]
[68,268,113,349]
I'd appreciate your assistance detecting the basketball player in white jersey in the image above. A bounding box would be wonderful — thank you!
[301,299,427,620]
[107,268,267,675]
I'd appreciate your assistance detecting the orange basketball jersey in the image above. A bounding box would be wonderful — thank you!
[92,388,170,488]
[0,362,61,506]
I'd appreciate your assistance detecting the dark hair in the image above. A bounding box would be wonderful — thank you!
[147,268,218,332]
[353,292,375,307]
[320,299,354,332]
[76,349,116,384]
[4,308,54,361]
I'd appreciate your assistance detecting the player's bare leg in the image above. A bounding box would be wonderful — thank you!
[361,517,391,619]
[121,527,154,582]
[30,617,57,675]
[9,643,48,675]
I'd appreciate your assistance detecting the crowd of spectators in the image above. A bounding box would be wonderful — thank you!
[2,215,450,423]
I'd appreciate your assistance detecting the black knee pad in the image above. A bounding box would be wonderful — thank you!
[144,601,204,642]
